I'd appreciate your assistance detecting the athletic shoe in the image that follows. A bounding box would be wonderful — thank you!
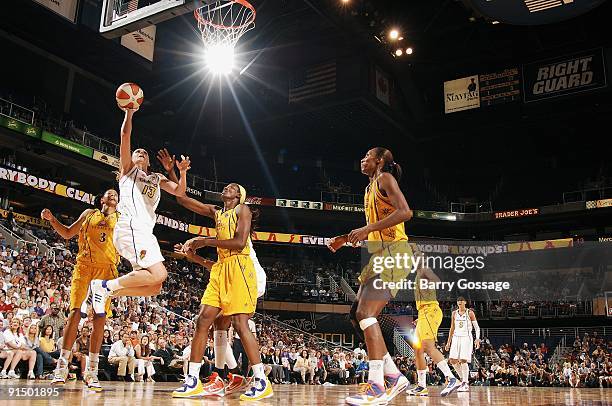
[202,374,225,397]
[0,371,8,379]
[201,372,219,390]
[146,377,155,382]
[51,366,68,385]
[345,382,389,405]
[406,385,429,396]
[172,375,204,398]
[90,280,110,316]
[7,371,20,379]
[239,377,274,401]
[457,382,469,392]
[384,373,409,401]
[135,373,144,382]
[225,373,248,395]
[440,377,460,397]
[84,371,103,392]
[27,371,36,380]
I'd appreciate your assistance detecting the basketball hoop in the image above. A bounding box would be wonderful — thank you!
[194,0,256,51]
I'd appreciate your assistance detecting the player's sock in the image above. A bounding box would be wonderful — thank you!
[104,279,122,292]
[461,363,469,383]
[89,353,99,373]
[368,360,385,387]
[252,363,265,380]
[437,359,455,379]
[213,331,226,370]
[59,349,71,366]
[188,362,202,378]
[383,352,401,375]
[224,335,238,370]
[417,369,427,387]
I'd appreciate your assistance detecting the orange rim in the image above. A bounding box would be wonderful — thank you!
[194,0,256,30]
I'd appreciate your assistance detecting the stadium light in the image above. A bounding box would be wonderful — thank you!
[395,48,403,56]
[406,47,413,55]
[204,43,235,75]
[341,0,350,3]
[389,29,399,40]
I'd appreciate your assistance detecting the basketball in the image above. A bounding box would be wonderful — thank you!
[115,82,144,111]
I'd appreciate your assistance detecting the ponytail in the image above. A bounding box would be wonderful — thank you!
[373,147,402,182]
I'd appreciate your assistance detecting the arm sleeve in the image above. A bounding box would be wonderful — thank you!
[472,320,480,340]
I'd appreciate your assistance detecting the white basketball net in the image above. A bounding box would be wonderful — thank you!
[194,0,256,50]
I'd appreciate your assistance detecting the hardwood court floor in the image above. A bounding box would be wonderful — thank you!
[0,380,610,405]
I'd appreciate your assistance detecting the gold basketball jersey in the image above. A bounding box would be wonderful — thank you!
[76,209,119,266]
[215,206,251,260]
[364,175,408,242]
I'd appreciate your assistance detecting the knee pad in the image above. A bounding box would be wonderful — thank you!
[358,317,378,331]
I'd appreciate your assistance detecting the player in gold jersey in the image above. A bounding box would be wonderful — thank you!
[406,266,460,397]
[41,189,119,391]
[171,182,272,401]
[329,147,412,405]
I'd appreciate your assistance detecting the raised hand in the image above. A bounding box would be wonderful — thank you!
[156,148,176,173]
[41,209,53,221]
[176,155,191,173]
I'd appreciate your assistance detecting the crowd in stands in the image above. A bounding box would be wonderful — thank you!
[0,218,610,388]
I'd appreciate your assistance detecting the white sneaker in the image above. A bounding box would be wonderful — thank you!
[0,371,8,379]
[7,370,20,379]
[440,377,460,397]
[27,371,36,380]
[90,279,110,316]
[51,366,69,385]
[84,371,103,392]
[457,382,469,392]
[135,373,143,382]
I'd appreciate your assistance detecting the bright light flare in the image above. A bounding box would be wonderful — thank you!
[406,47,413,55]
[204,43,235,75]
[395,48,403,56]
[389,29,399,40]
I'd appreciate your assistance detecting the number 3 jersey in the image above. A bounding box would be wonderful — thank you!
[76,209,119,266]
[117,166,162,231]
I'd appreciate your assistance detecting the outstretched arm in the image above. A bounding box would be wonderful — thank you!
[184,204,251,251]
[157,149,217,218]
[159,155,190,197]
[348,172,413,244]
[119,110,136,177]
[174,243,215,270]
[41,208,93,240]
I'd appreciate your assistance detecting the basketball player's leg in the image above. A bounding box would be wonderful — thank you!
[417,306,459,397]
[346,277,407,404]
[107,262,167,295]
[172,304,220,397]
[173,265,222,398]
[53,265,88,384]
[234,313,273,401]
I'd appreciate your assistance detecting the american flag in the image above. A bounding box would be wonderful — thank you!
[288,61,336,103]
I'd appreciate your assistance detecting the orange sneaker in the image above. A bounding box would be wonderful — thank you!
[225,373,248,395]
[202,374,225,397]
[201,372,219,390]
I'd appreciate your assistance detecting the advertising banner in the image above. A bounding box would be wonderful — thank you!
[444,75,480,113]
[121,25,157,62]
[523,49,607,102]
[494,208,539,219]
[93,150,120,168]
[42,131,93,158]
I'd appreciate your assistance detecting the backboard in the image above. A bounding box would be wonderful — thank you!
[99,0,211,38]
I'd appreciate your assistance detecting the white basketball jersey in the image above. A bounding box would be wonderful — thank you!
[453,310,472,337]
[117,166,161,230]
[249,239,267,298]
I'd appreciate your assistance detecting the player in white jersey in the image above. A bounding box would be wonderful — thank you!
[444,296,480,392]
[158,148,266,395]
[89,108,191,315]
